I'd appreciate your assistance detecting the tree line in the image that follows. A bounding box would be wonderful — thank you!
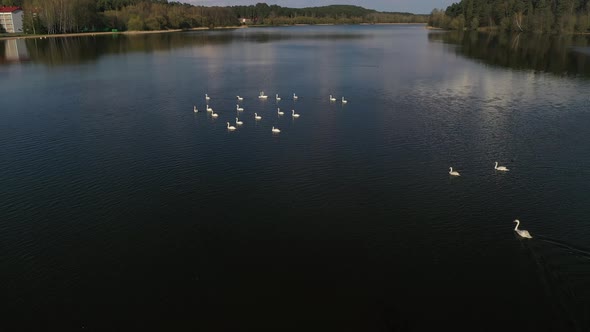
[230,4,426,25]
[429,0,590,33]
[0,1,428,35]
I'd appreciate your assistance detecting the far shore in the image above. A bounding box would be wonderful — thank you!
[21,24,577,42]
[0,22,429,41]
[0,26,245,41]
[253,22,426,27]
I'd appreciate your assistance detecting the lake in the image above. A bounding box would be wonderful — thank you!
[1,25,590,331]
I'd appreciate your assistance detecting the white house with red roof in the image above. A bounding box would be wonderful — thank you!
[0,6,23,33]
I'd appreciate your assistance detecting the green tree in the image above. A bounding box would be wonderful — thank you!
[429,0,590,33]
[18,1,427,34]
[465,0,473,24]
[450,14,465,30]
[127,15,143,30]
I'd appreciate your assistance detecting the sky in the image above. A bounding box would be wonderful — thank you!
[182,1,457,15]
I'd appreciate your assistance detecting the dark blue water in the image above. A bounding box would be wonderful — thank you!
[1,26,590,331]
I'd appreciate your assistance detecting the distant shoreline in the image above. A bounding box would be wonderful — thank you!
[0,26,245,41]
[0,23,429,41]
[253,22,426,27]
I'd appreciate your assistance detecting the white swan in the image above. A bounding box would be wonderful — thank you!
[329,95,336,102]
[449,167,460,176]
[193,105,198,113]
[205,94,210,101]
[206,105,213,112]
[236,104,244,112]
[342,97,348,104]
[211,112,219,118]
[236,117,243,126]
[272,126,281,133]
[494,162,509,172]
[277,108,284,115]
[293,93,298,100]
[237,96,243,101]
[254,113,262,120]
[227,122,236,131]
[259,91,268,99]
[292,109,300,118]
[513,219,532,239]
[276,94,281,101]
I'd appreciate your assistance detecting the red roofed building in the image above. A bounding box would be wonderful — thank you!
[0,6,23,33]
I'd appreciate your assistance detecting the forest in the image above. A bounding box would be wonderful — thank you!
[0,0,428,35]
[428,0,590,33]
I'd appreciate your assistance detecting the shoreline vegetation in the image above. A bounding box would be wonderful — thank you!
[428,0,590,34]
[0,23,427,41]
[3,1,589,39]
[0,1,428,37]
[0,26,244,41]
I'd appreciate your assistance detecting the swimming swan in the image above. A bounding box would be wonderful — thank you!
[236,117,243,126]
[193,106,198,113]
[254,113,262,120]
[236,105,244,112]
[342,97,348,104]
[513,219,532,239]
[292,110,300,118]
[276,94,281,101]
[205,94,210,101]
[259,91,268,99]
[227,122,236,131]
[293,93,298,100]
[237,96,243,101]
[494,162,509,171]
[449,167,460,176]
[277,108,284,115]
[272,126,281,133]
[206,105,213,112]
[211,112,219,118]
[329,95,336,102]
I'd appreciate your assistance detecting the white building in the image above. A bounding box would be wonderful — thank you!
[0,6,23,33]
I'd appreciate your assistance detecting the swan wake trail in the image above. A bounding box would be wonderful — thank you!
[535,236,590,260]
